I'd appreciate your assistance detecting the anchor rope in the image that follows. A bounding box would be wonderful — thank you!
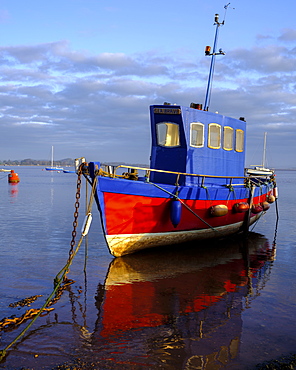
[226,185,236,202]
[148,182,218,231]
[202,185,212,203]
[55,175,97,283]
[0,166,98,361]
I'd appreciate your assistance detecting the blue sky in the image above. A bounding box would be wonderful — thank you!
[0,0,295,168]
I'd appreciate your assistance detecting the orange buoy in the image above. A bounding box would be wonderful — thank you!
[233,202,250,213]
[251,204,263,214]
[8,170,20,183]
[261,201,270,211]
[210,204,228,217]
[266,194,276,203]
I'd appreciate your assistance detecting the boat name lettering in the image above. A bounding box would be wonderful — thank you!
[154,108,181,115]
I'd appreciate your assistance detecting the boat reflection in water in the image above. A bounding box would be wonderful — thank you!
[90,233,275,369]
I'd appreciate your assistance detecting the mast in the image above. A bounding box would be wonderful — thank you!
[204,11,227,111]
[262,132,267,168]
[51,145,54,167]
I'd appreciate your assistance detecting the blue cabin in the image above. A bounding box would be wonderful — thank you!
[149,104,246,186]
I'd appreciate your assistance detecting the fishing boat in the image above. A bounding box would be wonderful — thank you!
[45,146,64,172]
[246,132,274,176]
[77,11,278,257]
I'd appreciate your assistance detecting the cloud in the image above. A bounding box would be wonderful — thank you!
[278,28,296,42]
[225,45,295,74]
[0,33,295,167]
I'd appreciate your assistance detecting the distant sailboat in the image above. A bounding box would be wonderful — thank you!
[45,146,64,171]
[246,132,274,176]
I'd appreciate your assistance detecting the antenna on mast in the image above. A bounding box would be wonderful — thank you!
[203,4,233,111]
[223,3,234,23]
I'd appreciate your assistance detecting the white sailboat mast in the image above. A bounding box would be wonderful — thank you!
[262,132,267,168]
[51,145,54,167]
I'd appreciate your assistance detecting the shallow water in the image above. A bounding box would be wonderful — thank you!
[0,167,295,369]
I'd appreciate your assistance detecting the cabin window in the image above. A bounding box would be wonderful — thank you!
[156,122,180,147]
[223,126,234,151]
[235,129,244,152]
[190,122,204,147]
[208,123,221,149]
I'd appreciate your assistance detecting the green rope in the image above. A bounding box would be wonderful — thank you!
[0,257,75,361]
[202,185,212,202]
[0,175,97,361]
[54,176,97,283]
[226,185,236,200]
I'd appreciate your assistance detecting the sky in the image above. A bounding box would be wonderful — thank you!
[0,0,295,168]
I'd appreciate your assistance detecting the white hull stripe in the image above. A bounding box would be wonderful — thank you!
[106,215,261,257]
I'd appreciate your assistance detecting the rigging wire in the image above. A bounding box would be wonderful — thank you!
[222,3,234,24]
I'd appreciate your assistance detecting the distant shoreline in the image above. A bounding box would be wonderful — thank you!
[1,163,295,171]
[0,159,74,167]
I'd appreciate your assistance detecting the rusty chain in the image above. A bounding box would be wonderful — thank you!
[69,166,82,258]
[0,164,92,360]
[0,279,75,331]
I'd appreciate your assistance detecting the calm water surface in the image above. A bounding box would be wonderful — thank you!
[0,167,295,369]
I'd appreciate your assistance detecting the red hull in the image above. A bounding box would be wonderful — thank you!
[103,192,265,235]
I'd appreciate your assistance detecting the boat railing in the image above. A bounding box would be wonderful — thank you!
[99,164,274,187]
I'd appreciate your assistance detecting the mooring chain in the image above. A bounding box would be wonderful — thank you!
[0,280,74,331]
[69,167,82,258]
[0,163,98,361]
